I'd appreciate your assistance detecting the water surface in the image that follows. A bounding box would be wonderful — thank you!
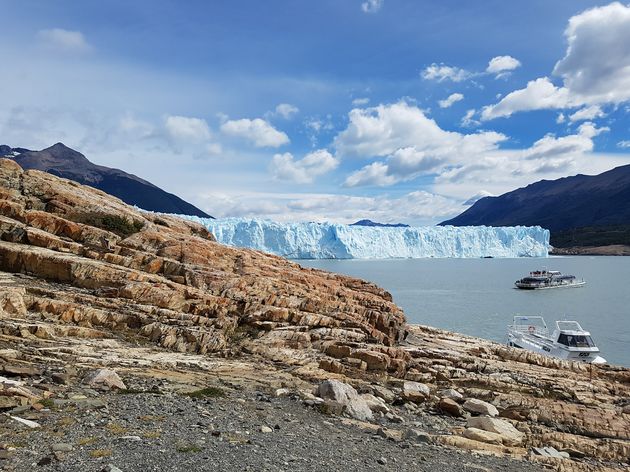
[298,257,630,367]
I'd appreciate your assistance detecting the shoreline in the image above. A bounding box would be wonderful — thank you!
[550,245,630,256]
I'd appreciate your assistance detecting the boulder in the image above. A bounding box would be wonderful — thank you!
[462,398,498,417]
[372,385,396,403]
[361,393,390,413]
[462,427,503,445]
[439,388,464,403]
[83,369,126,390]
[467,416,524,446]
[438,397,464,417]
[317,380,373,422]
[401,381,430,403]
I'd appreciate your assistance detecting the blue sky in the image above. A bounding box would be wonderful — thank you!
[1,0,629,224]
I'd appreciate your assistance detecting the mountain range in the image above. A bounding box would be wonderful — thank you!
[0,143,211,218]
[441,164,630,248]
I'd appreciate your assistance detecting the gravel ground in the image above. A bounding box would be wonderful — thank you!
[1,387,545,472]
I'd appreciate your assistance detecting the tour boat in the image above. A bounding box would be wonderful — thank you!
[514,270,585,290]
[507,316,606,364]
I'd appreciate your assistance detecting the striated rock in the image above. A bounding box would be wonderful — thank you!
[463,427,504,445]
[0,159,406,364]
[317,380,373,422]
[467,416,524,446]
[463,399,499,417]
[402,381,430,403]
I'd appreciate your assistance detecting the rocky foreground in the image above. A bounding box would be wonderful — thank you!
[1,159,629,471]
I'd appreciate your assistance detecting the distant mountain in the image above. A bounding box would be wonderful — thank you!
[351,219,410,228]
[1,143,212,218]
[440,164,630,247]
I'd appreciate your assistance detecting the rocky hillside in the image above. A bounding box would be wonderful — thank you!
[1,143,211,218]
[440,165,630,248]
[1,159,629,471]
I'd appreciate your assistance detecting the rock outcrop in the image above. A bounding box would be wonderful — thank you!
[1,159,629,471]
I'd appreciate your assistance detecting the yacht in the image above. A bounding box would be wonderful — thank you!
[507,316,606,364]
[515,270,585,290]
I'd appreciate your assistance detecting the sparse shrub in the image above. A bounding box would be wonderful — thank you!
[183,386,225,399]
[73,212,144,237]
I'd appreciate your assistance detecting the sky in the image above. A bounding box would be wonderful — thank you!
[1,0,630,225]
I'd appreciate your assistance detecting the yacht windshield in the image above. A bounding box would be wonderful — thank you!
[557,334,595,347]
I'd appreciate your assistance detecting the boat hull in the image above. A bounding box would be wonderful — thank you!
[514,281,586,290]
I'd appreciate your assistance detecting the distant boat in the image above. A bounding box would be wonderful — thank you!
[507,316,606,364]
[514,269,585,290]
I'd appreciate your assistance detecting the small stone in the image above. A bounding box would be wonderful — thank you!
[102,465,123,472]
[463,427,503,445]
[51,443,73,452]
[377,457,387,465]
[260,426,273,433]
[274,388,291,398]
[119,436,142,441]
[51,373,71,385]
[10,415,40,428]
[403,428,431,444]
[622,405,630,415]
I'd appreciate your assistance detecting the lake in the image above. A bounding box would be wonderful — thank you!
[298,256,630,367]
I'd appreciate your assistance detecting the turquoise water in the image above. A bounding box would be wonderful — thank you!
[298,257,630,367]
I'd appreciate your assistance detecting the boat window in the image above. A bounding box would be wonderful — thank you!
[557,333,569,346]
[557,334,594,347]
[574,335,594,347]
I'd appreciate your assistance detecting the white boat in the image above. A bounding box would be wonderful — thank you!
[515,270,585,290]
[507,316,606,364]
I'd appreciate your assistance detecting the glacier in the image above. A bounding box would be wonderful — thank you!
[178,217,550,259]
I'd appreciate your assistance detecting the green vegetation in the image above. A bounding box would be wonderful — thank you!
[175,442,202,453]
[183,386,225,399]
[551,225,630,248]
[73,212,144,237]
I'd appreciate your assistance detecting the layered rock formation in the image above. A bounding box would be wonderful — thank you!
[1,159,629,471]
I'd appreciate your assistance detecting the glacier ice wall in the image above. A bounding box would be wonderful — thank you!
[178,217,550,259]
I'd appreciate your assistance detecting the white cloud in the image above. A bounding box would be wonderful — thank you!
[568,105,606,122]
[481,77,571,120]
[270,149,338,183]
[220,118,289,147]
[361,0,383,14]
[333,101,622,199]
[118,113,154,140]
[165,115,211,141]
[461,109,480,127]
[483,2,630,119]
[486,55,521,74]
[344,162,397,187]
[438,93,464,108]
[336,101,507,186]
[421,63,471,82]
[617,140,630,148]
[352,97,370,106]
[556,113,566,124]
[38,28,92,54]
[274,103,299,119]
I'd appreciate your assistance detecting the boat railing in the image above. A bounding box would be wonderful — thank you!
[509,324,550,337]
[556,320,585,332]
